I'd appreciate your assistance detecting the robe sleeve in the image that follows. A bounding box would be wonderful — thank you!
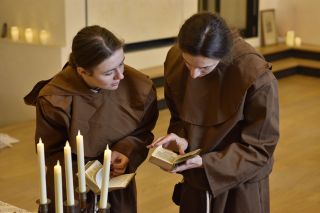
[35,95,71,156]
[202,71,279,197]
[111,85,159,171]
[164,78,186,138]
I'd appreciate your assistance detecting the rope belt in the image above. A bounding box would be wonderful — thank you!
[206,190,212,213]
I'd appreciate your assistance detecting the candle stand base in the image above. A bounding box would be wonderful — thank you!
[36,199,51,213]
[98,203,111,213]
[79,192,87,212]
[63,200,79,213]
[76,187,89,212]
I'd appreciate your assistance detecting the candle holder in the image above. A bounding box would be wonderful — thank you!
[63,200,79,213]
[75,187,89,212]
[98,203,111,213]
[36,199,51,213]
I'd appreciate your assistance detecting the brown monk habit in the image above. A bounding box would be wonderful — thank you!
[164,36,279,213]
[25,64,159,213]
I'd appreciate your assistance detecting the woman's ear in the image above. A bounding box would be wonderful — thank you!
[76,67,88,76]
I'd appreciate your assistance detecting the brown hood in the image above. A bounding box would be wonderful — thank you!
[164,37,272,126]
[24,64,88,106]
[24,64,151,110]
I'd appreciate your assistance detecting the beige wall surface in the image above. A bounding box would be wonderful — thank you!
[0,0,65,126]
[87,0,197,43]
[0,0,66,46]
[275,0,320,45]
[0,42,62,126]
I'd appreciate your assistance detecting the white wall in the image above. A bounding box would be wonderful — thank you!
[125,0,198,69]
[86,0,198,69]
[275,0,320,45]
[0,0,65,126]
[260,0,277,10]
[61,0,86,67]
[0,0,66,46]
[259,0,320,45]
[0,42,62,126]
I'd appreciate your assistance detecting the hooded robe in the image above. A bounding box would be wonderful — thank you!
[164,36,279,213]
[25,64,159,213]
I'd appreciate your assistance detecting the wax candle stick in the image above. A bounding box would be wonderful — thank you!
[76,130,86,193]
[64,141,75,206]
[37,138,47,204]
[99,145,111,209]
[39,30,49,45]
[10,26,19,41]
[54,161,63,213]
[286,30,295,46]
[295,37,302,46]
[25,28,33,43]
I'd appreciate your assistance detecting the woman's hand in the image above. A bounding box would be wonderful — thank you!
[171,155,203,173]
[110,150,129,177]
[147,133,188,155]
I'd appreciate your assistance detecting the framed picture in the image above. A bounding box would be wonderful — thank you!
[260,9,277,46]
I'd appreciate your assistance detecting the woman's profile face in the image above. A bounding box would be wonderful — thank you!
[182,52,220,79]
[80,48,125,90]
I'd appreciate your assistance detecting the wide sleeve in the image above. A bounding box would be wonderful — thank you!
[164,76,187,139]
[202,71,279,197]
[111,85,159,171]
[35,96,71,156]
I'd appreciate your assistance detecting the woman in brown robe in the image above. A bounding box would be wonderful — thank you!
[25,25,159,213]
[149,12,279,213]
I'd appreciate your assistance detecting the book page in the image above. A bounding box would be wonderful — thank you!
[95,168,103,189]
[109,173,135,189]
[173,149,201,164]
[86,160,103,184]
[151,146,177,164]
[95,170,135,190]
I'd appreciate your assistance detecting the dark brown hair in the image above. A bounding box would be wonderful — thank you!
[69,25,124,71]
[178,12,232,59]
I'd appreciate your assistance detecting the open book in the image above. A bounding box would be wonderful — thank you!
[85,160,135,194]
[149,145,201,171]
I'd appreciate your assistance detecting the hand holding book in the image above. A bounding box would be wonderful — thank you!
[148,133,202,172]
[147,133,188,154]
[111,150,129,177]
[171,155,203,173]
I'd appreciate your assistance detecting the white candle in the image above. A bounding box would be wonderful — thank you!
[76,130,86,193]
[99,145,111,209]
[37,138,47,204]
[64,141,75,206]
[295,37,302,46]
[24,28,33,43]
[286,30,295,47]
[54,161,63,213]
[10,26,19,41]
[39,30,49,45]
